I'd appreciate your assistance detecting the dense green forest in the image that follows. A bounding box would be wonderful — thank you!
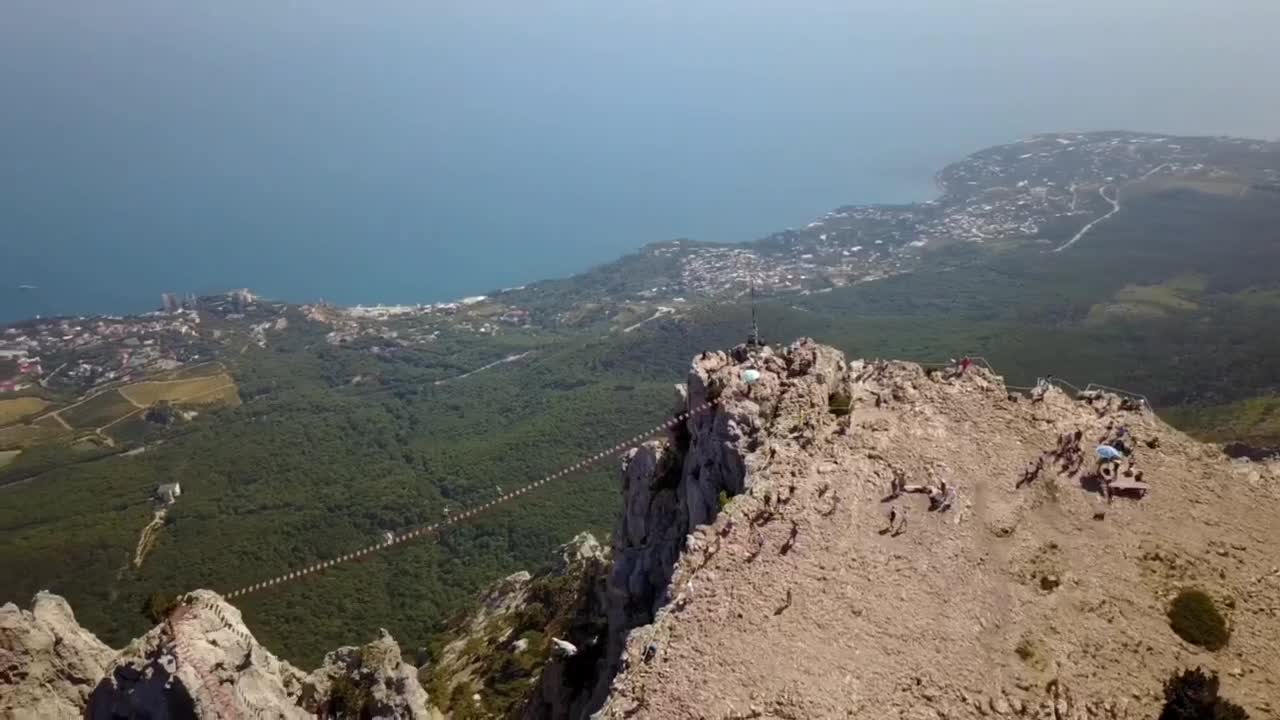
[1,184,1277,667]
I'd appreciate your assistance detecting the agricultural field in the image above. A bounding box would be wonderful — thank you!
[0,423,67,450]
[58,390,141,430]
[118,373,240,408]
[34,372,241,437]
[0,397,51,425]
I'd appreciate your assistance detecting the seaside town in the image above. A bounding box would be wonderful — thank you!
[0,291,262,396]
[0,311,204,395]
[5,132,1278,393]
[581,131,1280,304]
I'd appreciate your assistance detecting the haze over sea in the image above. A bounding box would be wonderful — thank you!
[2,1,1278,323]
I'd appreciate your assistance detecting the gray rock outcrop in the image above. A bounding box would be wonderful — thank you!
[1,591,115,720]
[576,339,847,713]
[301,629,433,719]
[87,590,310,719]
[590,341,1280,719]
[4,588,432,719]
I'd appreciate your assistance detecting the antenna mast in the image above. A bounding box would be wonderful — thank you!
[748,257,763,347]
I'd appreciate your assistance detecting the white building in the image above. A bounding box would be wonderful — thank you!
[156,482,182,505]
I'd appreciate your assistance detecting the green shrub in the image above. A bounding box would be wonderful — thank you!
[828,393,852,416]
[717,490,731,512]
[1159,667,1248,720]
[1167,589,1230,650]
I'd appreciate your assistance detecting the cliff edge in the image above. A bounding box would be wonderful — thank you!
[585,340,1280,719]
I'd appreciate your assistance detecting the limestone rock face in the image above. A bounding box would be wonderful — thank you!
[0,592,115,720]
[577,339,849,713]
[588,342,1280,720]
[302,629,432,719]
[3,588,430,720]
[423,532,610,720]
[87,590,310,719]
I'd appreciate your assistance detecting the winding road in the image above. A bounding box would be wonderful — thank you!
[1053,184,1120,253]
[433,351,533,386]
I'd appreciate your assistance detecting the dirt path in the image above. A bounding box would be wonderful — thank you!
[433,352,532,386]
[623,307,675,333]
[1142,162,1171,180]
[132,509,167,568]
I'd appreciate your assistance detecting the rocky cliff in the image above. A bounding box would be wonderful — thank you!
[422,532,610,719]
[584,339,1280,719]
[1,592,115,718]
[5,339,1279,719]
[3,589,437,719]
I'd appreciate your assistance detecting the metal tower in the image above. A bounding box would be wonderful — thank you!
[747,264,763,347]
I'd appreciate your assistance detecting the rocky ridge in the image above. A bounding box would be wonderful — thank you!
[583,340,1280,719]
[3,589,438,719]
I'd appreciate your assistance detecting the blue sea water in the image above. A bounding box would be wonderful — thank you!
[2,1,1278,322]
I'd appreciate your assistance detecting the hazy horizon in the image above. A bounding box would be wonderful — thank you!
[3,0,1278,321]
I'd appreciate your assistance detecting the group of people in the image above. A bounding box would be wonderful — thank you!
[1018,428,1087,489]
[1095,423,1148,498]
[1017,422,1149,500]
[882,471,957,535]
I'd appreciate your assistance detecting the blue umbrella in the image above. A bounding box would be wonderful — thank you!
[1096,445,1124,461]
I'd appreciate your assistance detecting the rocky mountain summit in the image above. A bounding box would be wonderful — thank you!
[4,339,1279,718]
[424,339,1280,719]
[585,340,1280,719]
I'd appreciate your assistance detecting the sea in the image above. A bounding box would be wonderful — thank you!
[2,0,1278,323]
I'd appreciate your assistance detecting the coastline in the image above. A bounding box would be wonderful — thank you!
[7,128,1274,326]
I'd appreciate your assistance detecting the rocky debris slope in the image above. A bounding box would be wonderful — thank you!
[1,592,115,719]
[5,588,435,719]
[583,339,1280,719]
